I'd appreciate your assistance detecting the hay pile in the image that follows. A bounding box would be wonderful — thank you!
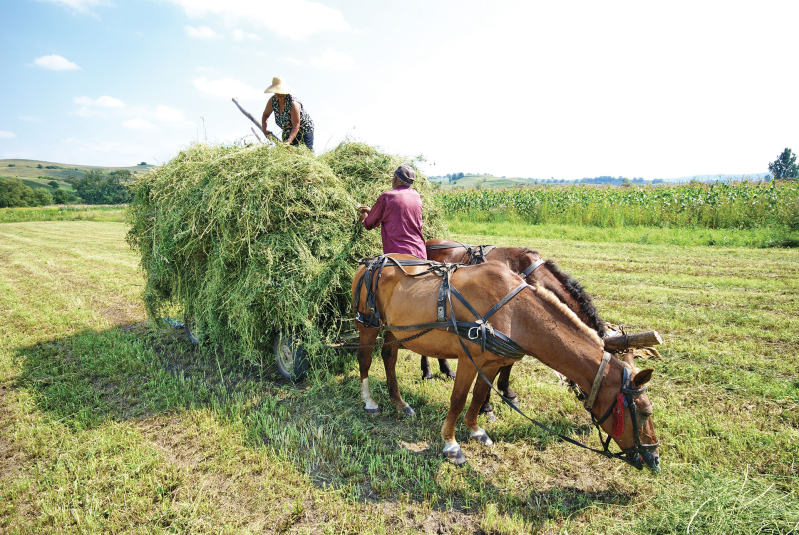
[127,142,445,369]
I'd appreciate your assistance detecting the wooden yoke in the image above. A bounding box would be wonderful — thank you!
[604,330,663,351]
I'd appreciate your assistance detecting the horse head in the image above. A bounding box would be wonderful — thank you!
[591,359,660,472]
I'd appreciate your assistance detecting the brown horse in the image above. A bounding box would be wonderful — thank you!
[352,255,660,471]
[424,239,606,409]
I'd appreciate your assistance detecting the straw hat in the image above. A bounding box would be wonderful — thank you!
[264,76,291,95]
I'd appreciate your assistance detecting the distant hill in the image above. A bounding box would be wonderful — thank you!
[430,174,539,189]
[0,159,155,190]
[430,172,772,189]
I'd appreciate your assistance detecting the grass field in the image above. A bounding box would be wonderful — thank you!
[1,158,154,183]
[1,216,797,533]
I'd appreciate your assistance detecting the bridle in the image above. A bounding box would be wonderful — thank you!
[354,254,660,470]
[584,352,660,469]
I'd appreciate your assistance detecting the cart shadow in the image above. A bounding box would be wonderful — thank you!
[14,323,633,522]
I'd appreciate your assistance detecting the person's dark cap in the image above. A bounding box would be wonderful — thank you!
[394,165,415,185]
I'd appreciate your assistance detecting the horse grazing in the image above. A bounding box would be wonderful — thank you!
[352,254,660,471]
[424,239,606,408]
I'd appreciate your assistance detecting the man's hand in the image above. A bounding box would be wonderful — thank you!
[358,205,370,222]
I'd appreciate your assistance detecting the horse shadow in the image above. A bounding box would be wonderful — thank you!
[13,322,633,525]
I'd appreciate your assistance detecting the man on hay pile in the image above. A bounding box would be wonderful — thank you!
[358,165,426,259]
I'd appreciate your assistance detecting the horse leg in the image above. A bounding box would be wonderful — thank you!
[441,358,478,465]
[496,364,517,400]
[466,364,501,446]
[358,326,380,414]
[383,332,415,417]
[420,355,433,380]
[438,358,457,379]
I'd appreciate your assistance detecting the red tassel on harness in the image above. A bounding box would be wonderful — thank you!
[613,393,625,437]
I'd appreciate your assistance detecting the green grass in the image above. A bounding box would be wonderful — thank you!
[448,218,799,248]
[0,205,126,223]
[1,220,797,533]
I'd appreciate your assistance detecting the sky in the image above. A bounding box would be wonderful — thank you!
[1,0,798,179]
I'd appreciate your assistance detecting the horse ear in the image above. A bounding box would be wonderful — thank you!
[632,369,653,387]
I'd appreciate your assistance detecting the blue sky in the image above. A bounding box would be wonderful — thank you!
[2,0,798,179]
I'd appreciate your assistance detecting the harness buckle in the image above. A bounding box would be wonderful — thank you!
[467,319,484,340]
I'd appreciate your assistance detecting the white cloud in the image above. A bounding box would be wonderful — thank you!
[70,95,192,128]
[310,49,356,71]
[34,54,81,71]
[0,130,16,139]
[185,25,219,39]
[232,28,261,42]
[123,118,154,129]
[168,0,349,40]
[279,56,303,66]
[62,137,147,158]
[194,75,262,99]
[73,95,126,117]
[74,95,125,108]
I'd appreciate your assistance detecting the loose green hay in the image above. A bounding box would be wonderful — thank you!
[126,142,446,372]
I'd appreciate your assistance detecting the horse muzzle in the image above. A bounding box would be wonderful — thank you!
[641,448,661,473]
[624,446,660,473]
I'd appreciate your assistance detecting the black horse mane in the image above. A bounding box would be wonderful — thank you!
[535,255,606,337]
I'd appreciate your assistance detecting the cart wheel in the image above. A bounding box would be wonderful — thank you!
[184,315,202,345]
[274,334,309,381]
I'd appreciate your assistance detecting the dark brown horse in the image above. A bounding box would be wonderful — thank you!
[424,239,606,409]
[352,255,660,471]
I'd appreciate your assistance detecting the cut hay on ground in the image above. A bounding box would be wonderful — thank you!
[127,142,446,370]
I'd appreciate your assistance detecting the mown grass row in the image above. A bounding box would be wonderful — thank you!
[437,180,799,230]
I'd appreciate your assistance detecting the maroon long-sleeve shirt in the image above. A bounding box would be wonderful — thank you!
[362,185,427,259]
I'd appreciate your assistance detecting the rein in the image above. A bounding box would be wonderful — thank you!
[354,254,657,469]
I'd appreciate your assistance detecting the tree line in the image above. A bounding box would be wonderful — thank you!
[0,169,133,208]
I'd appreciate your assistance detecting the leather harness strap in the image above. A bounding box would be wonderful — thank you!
[583,351,612,412]
[520,258,545,279]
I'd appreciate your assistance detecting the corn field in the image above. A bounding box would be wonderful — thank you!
[437,180,799,229]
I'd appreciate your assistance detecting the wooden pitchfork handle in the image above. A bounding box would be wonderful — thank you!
[231,97,281,144]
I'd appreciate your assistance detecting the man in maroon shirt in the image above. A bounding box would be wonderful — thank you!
[358,165,427,259]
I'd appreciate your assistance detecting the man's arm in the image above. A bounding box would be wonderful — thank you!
[361,194,385,230]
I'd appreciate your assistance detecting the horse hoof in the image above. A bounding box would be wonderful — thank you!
[479,402,494,414]
[483,411,497,423]
[422,372,433,380]
[400,405,416,418]
[470,429,494,446]
[365,407,380,415]
[445,371,457,380]
[444,447,467,465]
[501,388,517,400]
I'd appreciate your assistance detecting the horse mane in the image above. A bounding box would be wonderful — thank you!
[542,259,607,337]
[531,282,604,346]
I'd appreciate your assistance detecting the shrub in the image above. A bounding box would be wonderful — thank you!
[74,169,132,204]
[0,177,52,207]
